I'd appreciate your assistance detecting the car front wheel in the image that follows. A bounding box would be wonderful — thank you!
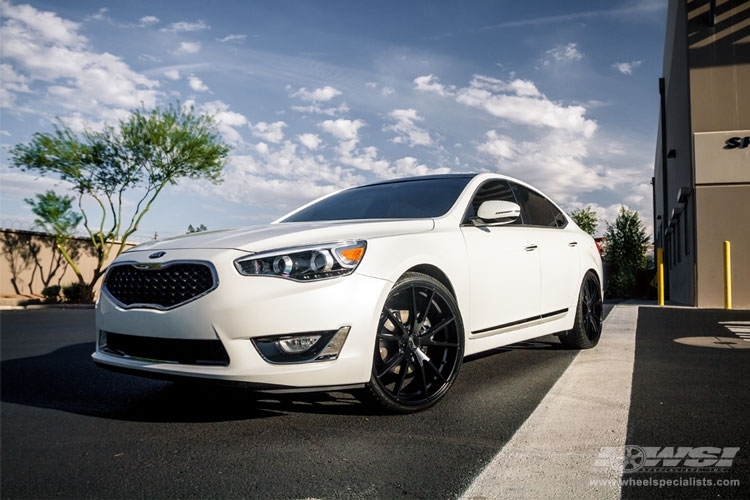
[363,272,464,413]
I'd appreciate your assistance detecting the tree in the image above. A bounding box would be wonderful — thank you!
[570,206,599,236]
[10,103,231,302]
[24,191,84,292]
[0,231,36,295]
[603,206,650,298]
[25,190,83,237]
[187,224,208,233]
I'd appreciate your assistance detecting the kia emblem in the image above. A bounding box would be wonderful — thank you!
[149,251,166,259]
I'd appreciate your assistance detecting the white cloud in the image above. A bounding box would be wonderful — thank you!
[366,82,395,97]
[298,133,322,150]
[188,75,209,92]
[476,130,517,160]
[217,34,246,43]
[176,41,201,54]
[413,74,455,97]
[251,121,286,143]
[612,60,644,75]
[291,103,350,116]
[477,128,605,202]
[196,144,366,213]
[291,85,342,102]
[456,75,597,137]
[541,42,583,66]
[384,109,433,147]
[197,100,248,145]
[318,118,365,141]
[390,157,450,178]
[162,20,209,33]
[138,16,159,26]
[334,140,391,175]
[0,2,159,115]
[0,63,31,107]
[164,69,180,80]
[86,8,109,23]
[1,2,85,47]
[0,170,76,199]
[381,86,395,97]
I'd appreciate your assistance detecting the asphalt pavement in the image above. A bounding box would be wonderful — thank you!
[621,305,750,499]
[1,303,749,499]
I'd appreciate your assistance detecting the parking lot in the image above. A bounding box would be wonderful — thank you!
[1,304,749,499]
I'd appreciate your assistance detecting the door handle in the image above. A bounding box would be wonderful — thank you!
[524,244,538,252]
[568,241,578,247]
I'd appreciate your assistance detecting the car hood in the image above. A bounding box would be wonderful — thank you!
[124,219,436,254]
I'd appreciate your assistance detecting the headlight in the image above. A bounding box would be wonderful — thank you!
[234,240,367,281]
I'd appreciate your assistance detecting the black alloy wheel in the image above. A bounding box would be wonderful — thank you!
[559,271,603,349]
[364,272,464,413]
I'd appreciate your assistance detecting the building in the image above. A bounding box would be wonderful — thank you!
[654,0,750,308]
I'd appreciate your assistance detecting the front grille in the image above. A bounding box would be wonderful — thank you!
[101,331,230,366]
[104,262,217,309]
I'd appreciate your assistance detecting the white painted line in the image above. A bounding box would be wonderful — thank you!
[460,304,639,500]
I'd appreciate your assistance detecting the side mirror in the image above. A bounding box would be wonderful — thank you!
[475,200,521,224]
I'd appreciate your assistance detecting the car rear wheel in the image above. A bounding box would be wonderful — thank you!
[559,271,603,349]
[363,272,464,413]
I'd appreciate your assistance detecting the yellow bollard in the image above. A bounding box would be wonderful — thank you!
[724,241,732,310]
[657,248,664,306]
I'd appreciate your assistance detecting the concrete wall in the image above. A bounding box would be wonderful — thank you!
[0,228,134,299]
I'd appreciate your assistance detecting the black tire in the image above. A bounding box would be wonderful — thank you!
[559,271,603,349]
[362,272,464,413]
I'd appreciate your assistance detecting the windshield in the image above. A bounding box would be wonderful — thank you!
[281,176,474,222]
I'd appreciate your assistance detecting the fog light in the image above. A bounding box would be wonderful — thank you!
[252,327,351,364]
[278,335,321,353]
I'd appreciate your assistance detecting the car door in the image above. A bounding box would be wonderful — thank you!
[511,183,580,317]
[460,180,541,335]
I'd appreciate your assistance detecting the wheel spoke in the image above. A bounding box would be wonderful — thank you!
[417,287,435,329]
[423,357,448,384]
[419,316,456,340]
[415,359,429,398]
[382,308,408,336]
[392,359,410,397]
[377,328,401,342]
[376,351,405,379]
[409,285,420,333]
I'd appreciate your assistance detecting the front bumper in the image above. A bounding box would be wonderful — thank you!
[94,248,391,388]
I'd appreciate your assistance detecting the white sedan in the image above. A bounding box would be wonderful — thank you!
[93,173,603,413]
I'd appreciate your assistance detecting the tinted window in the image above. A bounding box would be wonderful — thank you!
[463,179,520,224]
[511,184,566,228]
[281,176,473,222]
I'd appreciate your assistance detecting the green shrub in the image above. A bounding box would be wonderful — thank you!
[62,283,94,303]
[41,285,61,303]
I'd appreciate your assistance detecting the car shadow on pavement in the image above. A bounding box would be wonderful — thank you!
[0,342,374,422]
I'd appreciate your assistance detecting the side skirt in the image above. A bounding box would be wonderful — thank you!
[470,308,568,339]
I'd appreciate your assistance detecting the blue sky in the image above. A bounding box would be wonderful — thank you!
[1,0,667,241]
